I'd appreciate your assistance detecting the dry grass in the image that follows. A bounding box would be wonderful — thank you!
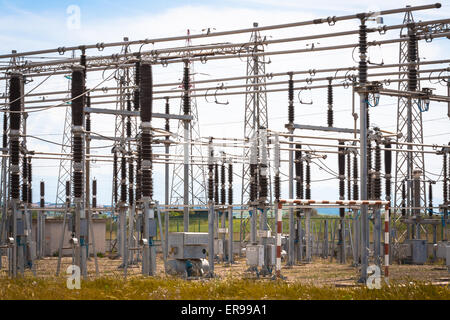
[0,276,448,300]
[1,253,449,300]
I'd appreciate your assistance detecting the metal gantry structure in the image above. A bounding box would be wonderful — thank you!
[0,3,449,283]
[394,10,427,243]
[170,31,208,220]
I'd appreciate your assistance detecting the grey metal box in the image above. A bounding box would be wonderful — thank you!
[168,232,208,259]
[436,241,450,259]
[265,244,276,266]
[246,244,264,267]
[408,239,427,264]
[16,219,24,235]
[80,219,88,236]
[27,241,36,261]
[446,246,450,268]
[148,219,157,237]
[214,239,229,256]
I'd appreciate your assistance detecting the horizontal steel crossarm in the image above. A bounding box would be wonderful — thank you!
[84,107,193,120]
[279,199,390,206]
[291,124,360,134]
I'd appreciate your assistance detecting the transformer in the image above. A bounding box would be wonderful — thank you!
[168,232,208,260]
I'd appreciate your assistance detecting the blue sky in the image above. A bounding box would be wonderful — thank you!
[0,0,449,208]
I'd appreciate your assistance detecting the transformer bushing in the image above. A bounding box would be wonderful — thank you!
[92,179,97,208]
[443,150,448,240]
[214,162,219,240]
[37,181,45,258]
[295,144,303,200]
[249,133,258,245]
[367,141,373,199]
[136,143,142,203]
[113,151,118,205]
[287,72,295,266]
[305,159,311,200]
[219,156,226,262]
[383,141,391,201]
[338,141,345,263]
[27,157,32,204]
[428,181,433,217]
[327,78,333,127]
[71,66,87,278]
[207,138,215,276]
[353,154,359,200]
[182,61,191,233]
[139,62,156,276]
[358,19,370,282]
[8,72,24,277]
[258,127,270,275]
[228,161,234,264]
[119,154,127,267]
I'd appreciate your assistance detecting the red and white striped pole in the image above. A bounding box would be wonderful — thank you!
[276,202,282,278]
[384,204,390,281]
[274,133,283,278]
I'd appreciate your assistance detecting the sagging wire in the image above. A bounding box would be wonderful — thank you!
[436,69,450,86]
[367,43,384,66]
[5,57,135,114]
[0,70,57,111]
[214,83,229,105]
[298,87,313,105]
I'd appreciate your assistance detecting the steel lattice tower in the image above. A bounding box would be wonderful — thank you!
[170,31,207,207]
[241,23,270,205]
[393,10,426,240]
[55,52,75,207]
[111,42,134,208]
[55,106,72,206]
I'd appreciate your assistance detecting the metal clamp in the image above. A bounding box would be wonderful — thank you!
[96,42,105,51]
